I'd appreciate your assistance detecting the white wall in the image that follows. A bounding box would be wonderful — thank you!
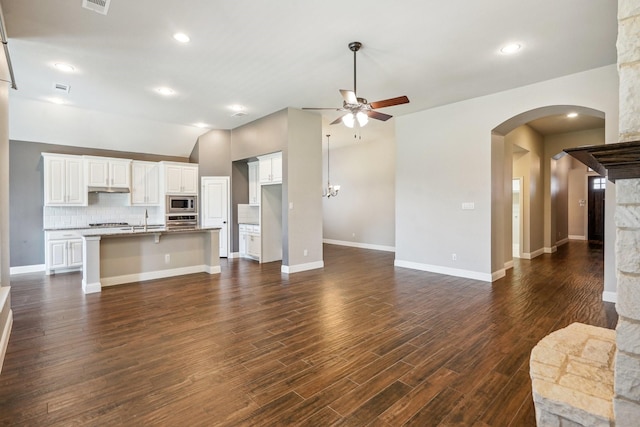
[395,65,618,285]
[9,97,205,158]
[321,118,396,251]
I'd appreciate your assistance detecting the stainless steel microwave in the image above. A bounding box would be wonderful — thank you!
[166,195,197,214]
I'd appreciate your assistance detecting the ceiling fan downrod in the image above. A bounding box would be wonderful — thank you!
[349,41,362,96]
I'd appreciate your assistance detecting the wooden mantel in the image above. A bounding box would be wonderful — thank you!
[564,140,640,182]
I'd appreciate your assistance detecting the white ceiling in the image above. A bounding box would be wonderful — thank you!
[1,0,617,156]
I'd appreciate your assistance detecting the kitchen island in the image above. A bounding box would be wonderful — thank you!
[81,227,220,294]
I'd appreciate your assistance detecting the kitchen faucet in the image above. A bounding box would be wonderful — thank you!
[144,208,148,231]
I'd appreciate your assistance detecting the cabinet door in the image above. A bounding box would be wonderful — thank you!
[248,234,261,258]
[47,240,67,270]
[239,232,247,255]
[145,163,160,204]
[259,157,272,183]
[131,162,148,204]
[248,162,259,205]
[164,165,183,194]
[65,157,86,205]
[67,239,84,267]
[85,158,109,187]
[271,153,282,183]
[44,156,66,205]
[181,166,198,194]
[109,160,131,188]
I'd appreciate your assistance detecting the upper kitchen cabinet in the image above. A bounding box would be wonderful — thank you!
[248,161,260,205]
[84,156,131,190]
[131,161,160,205]
[43,153,87,206]
[258,152,282,185]
[161,162,199,195]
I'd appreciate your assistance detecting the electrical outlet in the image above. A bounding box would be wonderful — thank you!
[303,249,308,256]
[165,254,170,263]
[452,253,457,261]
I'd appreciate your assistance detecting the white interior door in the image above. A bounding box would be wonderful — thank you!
[512,177,522,258]
[201,176,230,257]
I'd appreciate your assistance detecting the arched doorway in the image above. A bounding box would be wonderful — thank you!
[491,105,605,277]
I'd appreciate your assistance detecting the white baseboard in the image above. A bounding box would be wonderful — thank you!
[0,287,13,374]
[556,238,569,247]
[492,269,506,281]
[323,239,395,252]
[602,291,617,303]
[394,259,492,282]
[82,280,102,294]
[228,252,241,259]
[10,264,45,275]
[569,235,587,241]
[101,265,217,287]
[521,248,545,260]
[504,260,514,270]
[281,261,324,274]
[544,246,557,254]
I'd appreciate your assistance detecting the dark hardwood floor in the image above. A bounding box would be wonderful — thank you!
[1,242,616,426]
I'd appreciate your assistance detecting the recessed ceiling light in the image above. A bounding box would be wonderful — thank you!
[156,87,175,96]
[173,33,190,43]
[48,97,66,105]
[567,112,578,118]
[499,43,522,55]
[54,63,75,72]
[193,122,209,128]
[229,104,246,112]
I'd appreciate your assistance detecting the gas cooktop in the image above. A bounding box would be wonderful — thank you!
[89,222,130,228]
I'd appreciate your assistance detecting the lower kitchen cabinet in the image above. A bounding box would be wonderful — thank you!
[239,224,260,260]
[45,231,83,274]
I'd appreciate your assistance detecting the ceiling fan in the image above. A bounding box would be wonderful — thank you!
[303,41,409,128]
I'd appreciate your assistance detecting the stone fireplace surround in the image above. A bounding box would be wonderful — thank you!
[529,1,640,425]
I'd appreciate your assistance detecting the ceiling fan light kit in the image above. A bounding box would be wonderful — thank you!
[303,41,409,128]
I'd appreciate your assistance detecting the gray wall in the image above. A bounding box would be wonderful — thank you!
[196,107,322,268]
[9,140,187,267]
[0,84,9,285]
[321,118,396,249]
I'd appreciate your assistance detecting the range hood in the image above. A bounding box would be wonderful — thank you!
[88,186,130,194]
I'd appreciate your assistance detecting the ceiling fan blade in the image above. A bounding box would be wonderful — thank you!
[330,114,347,125]
[340,89,358,104]
[367,110,393,121]
[369,96,410,109]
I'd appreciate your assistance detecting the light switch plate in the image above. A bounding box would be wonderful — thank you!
[462,202,475,210]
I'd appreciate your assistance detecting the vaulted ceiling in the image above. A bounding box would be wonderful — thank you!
[1,0,617,156]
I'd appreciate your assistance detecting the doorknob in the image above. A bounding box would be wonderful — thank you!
[223,221,227,224]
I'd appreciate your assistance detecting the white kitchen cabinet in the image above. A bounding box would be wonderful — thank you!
[258,152,282,185]
[43,153,87,206]
[248,161,260,205]
[85,156,131,189]
[239,224,260,260]
[45,230,83,274]
[131,161,160,205]
[239,225,248,255]
[247,233,261,259]
[162,162,199,195]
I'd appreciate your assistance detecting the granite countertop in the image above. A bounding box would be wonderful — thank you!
[82,226,220,237]
[45,226,220,237]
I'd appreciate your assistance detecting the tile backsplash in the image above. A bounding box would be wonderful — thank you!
[44,193,164,229]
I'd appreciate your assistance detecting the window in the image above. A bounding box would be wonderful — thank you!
[592,177,606,190]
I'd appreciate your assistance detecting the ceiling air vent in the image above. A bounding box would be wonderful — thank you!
[53,83,70,94]
[231,111,247,118]
[82,0,111,15]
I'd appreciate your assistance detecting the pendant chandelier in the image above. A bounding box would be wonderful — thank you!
[323,134,340,198]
